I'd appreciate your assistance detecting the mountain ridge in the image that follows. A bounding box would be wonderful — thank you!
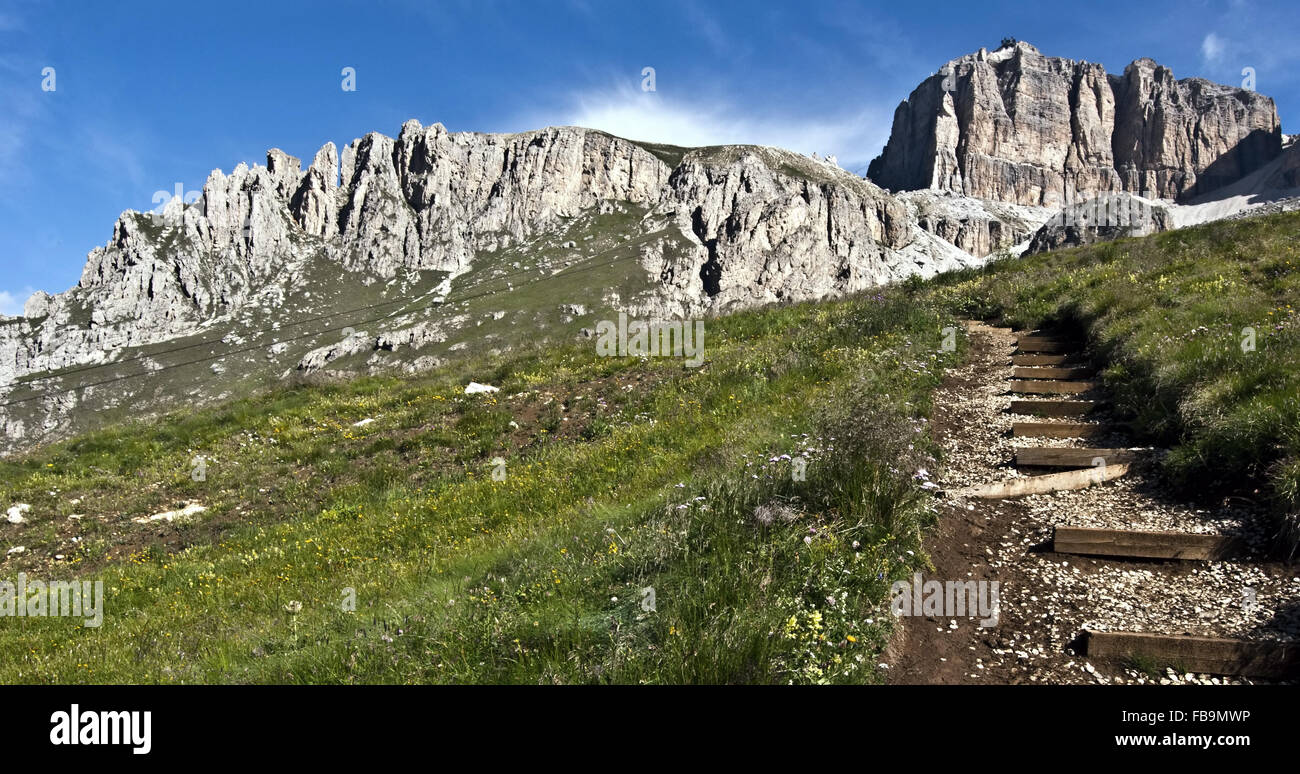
[0,121,978,453]
[2,41,1295,455]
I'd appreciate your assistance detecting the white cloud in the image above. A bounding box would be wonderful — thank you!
[1201,32,1226,64]
[0,287,35,317]
[527,84,891,172]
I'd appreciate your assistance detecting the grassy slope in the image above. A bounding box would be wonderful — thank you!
[6,209,1297,683]
[923,210,1300,548]
[0,291,961,683]
[0,248,452,450]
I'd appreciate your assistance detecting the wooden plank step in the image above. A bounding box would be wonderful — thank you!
[1009,399,1100,417]
[1010,380,1097,395]
[956,463,1129,499]
[1085,630,1300,679]
[1012,422,1102,438]
[1012,354,1075,366]
[1014,447,1138,468]
[1016,337,1075,353]
[1053,526,1243,560]
[1012,366,1093,380]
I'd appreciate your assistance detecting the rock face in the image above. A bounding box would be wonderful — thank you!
[896,190,1052,257]
[1,120,1000,453]
[1,124,994,392]
[867,41,1282,206]
[1184,136,1300,205]
[630,147,1001,318]
[343,121,671,275]
[1026,192,1173,253]
[648,147,910,314]
[7,39,1286,454]
[0,123,672,387]
[1025,137,1300,252]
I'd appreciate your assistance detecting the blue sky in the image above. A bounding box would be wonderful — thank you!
[1,0,1297,313]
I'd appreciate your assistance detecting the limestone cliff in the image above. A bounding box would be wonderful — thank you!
[867,41,1281,206]
[0,123,988,453]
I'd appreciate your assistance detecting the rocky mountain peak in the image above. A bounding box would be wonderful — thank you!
[868,42,1282,205]
[2,41,1295,456]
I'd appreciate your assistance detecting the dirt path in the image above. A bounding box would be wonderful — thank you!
[885,321,1300,685]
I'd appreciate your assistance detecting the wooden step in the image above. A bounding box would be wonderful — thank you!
[1009,399,1100,417]
[1014,447,1138,468]
[1085,630,1300,679]
[1016,337,1075,353]
[1053,526,1243,560]
[1011,422,1102,438]
[1012,366,1093,380]
[1010,380,1097,395]
[956,463,1129,499]
[1012,354,1075,366]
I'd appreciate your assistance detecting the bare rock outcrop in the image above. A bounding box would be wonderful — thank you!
[1026,192,1174,253]
[18,91,1265,453]
[641,146,978,316]
[6,40,1295,457]
[868,41,1281,206]
[3,124,988,401]
[0,124,673,389]
[381,121,671,274]
[897,190,1052,257]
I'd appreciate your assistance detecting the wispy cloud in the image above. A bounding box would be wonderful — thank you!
[525,83,891,171]
[1201,32,1227,64]
[0,286,35,317]
[1193,5,1299,102]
